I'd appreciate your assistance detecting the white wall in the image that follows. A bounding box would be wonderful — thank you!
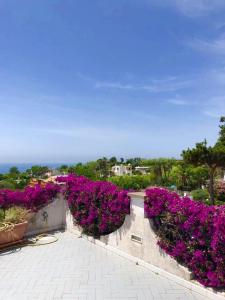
[99,192,191,280]
[26,194,66,237]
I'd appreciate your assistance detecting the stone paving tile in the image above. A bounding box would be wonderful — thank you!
[0,231,212,300]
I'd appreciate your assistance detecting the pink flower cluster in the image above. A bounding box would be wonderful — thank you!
[145,187,225,288]
[0,183,60,211]
[57,175,130,237]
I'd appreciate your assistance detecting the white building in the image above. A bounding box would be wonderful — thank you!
[135,166,150,175]
[112,165,132,176]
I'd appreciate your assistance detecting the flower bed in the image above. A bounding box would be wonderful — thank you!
[144,187,225,288]
[0,183,60,212]
[57,175,130,237]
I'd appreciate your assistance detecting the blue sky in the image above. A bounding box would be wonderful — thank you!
[0,0,225,163]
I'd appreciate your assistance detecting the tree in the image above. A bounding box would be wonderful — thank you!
[182,117,225,204]
[109,157,117,167]
[58,164,69,174]
[216,116,225,146]
[26,165,50,178]
[73,161,98,180]
[169,162,209,191]
[120,157,124,164]
[96,157,110,179]
[141,158,178,185]
[126,157,142,169]
[9,166,20,177]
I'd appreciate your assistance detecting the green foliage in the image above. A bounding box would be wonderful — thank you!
[0,209,4,222]
[3,206,29,224]
[69,161,99,180]
[109,157,118,166]
[169,163,209,191]
[58,164,69,174]
[182,118,225,204]
[96,157,110,179]
[216,116,225,147]
[9,166,20,177]
[191,189,209,202]
[126,157,142,168]
[0,180,17,190]
[108,174,155,190]
[26,165,50,178]
[141,158,178,185]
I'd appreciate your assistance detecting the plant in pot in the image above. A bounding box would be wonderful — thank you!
[0,206,29,247]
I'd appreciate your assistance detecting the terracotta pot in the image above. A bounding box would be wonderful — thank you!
[0,221,28,245]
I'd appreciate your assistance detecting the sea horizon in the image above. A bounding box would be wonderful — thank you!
[0,163,75,174]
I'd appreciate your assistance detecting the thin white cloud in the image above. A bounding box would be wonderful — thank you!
[167,99,190,106]
[95,81,135,90]
[98,0,225,18]
[35,126,134,142]
[174,0,225,17]
[203,96,225,118]
[145,0,225,17]
[188,35,225,55]
[95,76,192,93]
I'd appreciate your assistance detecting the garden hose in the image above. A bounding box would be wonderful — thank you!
[26,234,58,246]
[0,232,59,253]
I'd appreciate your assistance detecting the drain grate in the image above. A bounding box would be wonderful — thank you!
[131,234,143,244]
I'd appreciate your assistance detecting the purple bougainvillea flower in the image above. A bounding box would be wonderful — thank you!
[58,174,130,237]
[145,187,225,288]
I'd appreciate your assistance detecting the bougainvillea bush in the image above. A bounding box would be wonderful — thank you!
[144,187,225,288]
[0,183,60,211]
[57,175,130,237]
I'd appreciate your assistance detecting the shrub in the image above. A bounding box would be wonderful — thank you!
[4,206,29,224]
[0,183,60,211]
[191,189,209,202]
[108,174,155,191]
[145,187,225,288]
[57,175,130,237]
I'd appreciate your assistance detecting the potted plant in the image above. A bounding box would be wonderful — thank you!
[0,206,29,247]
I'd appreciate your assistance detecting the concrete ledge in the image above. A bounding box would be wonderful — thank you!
[128,191,146,199]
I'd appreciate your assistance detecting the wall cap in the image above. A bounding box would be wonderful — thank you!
[128,191,146,199]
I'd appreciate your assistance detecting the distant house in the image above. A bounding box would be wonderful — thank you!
[135,166,150,175]
[45,169,61,178]
[111,165,132,176]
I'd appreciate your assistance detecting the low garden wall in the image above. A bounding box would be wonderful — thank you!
[26,194,66,236]
[67,192,191,279]
[102,192,191,279]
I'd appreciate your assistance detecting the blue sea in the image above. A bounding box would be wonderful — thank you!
[0,163,72,174]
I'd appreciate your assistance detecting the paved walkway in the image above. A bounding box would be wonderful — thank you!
[0,232,211,300]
